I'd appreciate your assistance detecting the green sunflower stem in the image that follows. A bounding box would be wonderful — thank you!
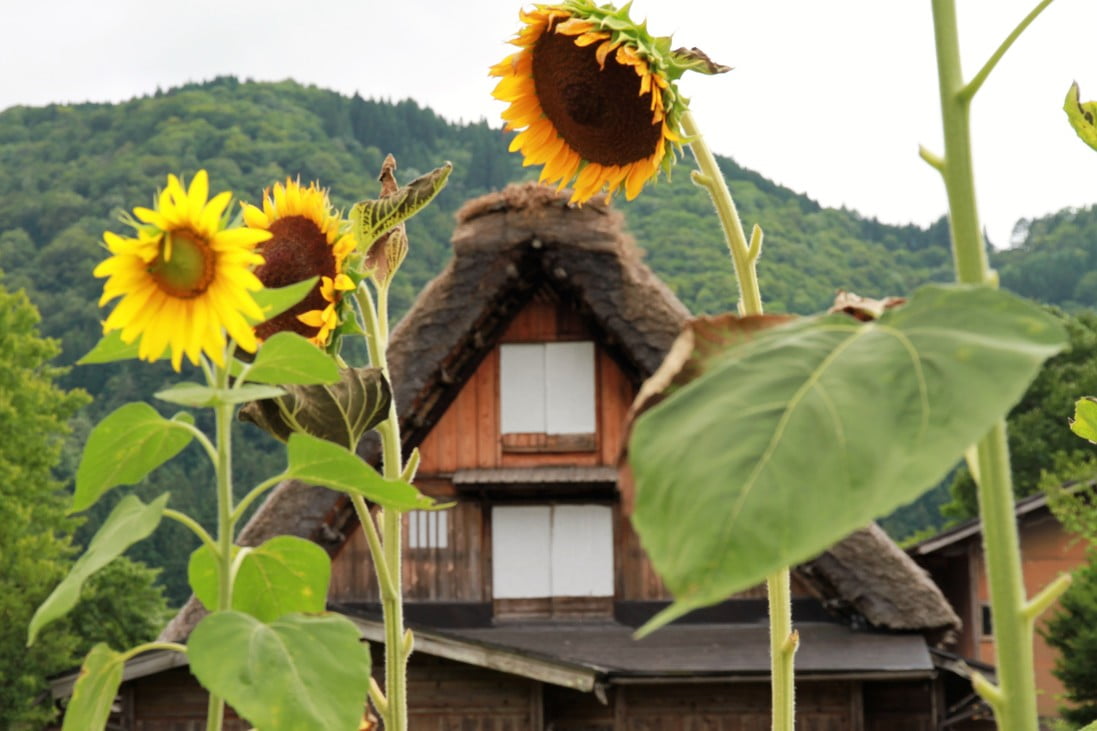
[681,109,763,317]
[683,109,792,729]
[767,569,797,731]
[928,1,1056,727]
[357,278,410,731]
[205,357,236,731]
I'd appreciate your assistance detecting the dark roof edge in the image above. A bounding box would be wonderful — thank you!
[909,492,1051,556]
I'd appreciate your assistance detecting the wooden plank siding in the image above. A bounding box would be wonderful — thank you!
[128,667,249,731]
[415,296,634,475]
[614,682,856,730]
[331,500,489,603]
[402,654,541,731]
[332,295,644,606]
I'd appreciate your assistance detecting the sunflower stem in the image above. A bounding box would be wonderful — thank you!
[929,1,1050,726]
[683,108,792,729]
[356,274,409,731]
[204,357,236,731]
[681,109,763,317]
[768,569,797,731]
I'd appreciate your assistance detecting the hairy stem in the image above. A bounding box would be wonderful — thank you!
[684,108,791,729]
[205,361,236,731]
[681,109,763,316]
[357,278,409,730]
[767,570,797,731]
[929,1,1049,727]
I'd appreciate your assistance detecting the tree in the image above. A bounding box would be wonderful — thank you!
[1043,550,1097,725]
[0,276,168,727]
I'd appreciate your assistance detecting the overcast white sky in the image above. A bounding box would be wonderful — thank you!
[4,0,1096,248]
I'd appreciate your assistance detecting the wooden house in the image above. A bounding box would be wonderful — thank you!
[54,184,972,729]
[910,491,1087,721]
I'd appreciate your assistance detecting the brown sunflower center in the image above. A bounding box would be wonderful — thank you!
[532,24,662,167]
[148,230,215,299]
[252,215,335,340]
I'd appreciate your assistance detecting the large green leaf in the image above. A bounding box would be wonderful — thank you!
[153,382,286,408]
[238,367,391,448]
[188,611,370,731]
[188,537,330,622]
[77,330,141,366]
[285,431,436,510]
[234,537,331,622]
[73,403,193,512]
[629,285,1067,631]
[29,494,169,645]
[245,332,341,385]
[61,644,125,731]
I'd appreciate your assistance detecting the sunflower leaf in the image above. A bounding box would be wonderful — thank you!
[245,332,341,386]
[77,330,142,365]
[188,612,370,731]
[187,543,236,613]
[60,644,125,731]
[190,537,331,622]
[1070,397,1097,444]
[284,432,435,510]
[29,494,169,645]
[154,382,286,408]
[231,537,330,622]
[73,403,194,512]
[1065,82,1097,153]
[251,277,319,324]
[239,367,391,449]
[350,162,452,253]
[629,285,1067,634]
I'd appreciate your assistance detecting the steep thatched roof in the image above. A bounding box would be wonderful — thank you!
[161,183,959,644]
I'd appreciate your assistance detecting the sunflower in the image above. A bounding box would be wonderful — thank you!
[243,179,355,348]
[94,170,270,370]
[492,1,717,203]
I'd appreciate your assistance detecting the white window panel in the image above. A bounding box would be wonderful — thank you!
[500,341,595,434]
[492,506,552,598]
[407,510,448,550]
[544,342,596,434]
[551,504,613,596]
[500,344,546,433]
[491,504,613,599]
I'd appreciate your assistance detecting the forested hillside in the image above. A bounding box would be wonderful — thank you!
[0,77,1091,600]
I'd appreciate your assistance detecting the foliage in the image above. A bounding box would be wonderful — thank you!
[0,77,1091,597]
[996,205,1097,312]
[943,309,1097,522]
[1043,550,1097,726]
[0,278,166,727]
[628,286,1066,629]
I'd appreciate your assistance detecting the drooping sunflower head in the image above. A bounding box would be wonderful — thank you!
[491,1,727,204]
[243,179,356,349]
[94,170,270,370]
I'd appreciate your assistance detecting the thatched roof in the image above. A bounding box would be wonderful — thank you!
[161,183,959,645]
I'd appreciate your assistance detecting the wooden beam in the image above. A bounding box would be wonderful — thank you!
[347,616,598,692]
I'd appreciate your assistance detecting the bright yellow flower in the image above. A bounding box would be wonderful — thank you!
[491,0,693,203]
[243,179,355,348]
[94,170,270,370]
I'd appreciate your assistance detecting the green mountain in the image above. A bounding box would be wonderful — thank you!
[995,205,1097,310]
[0,76,1085,599]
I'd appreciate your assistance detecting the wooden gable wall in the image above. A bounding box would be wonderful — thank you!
[329,292,651,605]
[328,290,808,606]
